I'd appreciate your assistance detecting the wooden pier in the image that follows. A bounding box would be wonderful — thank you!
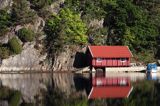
[105,66,146,72]
[91,66,160,73]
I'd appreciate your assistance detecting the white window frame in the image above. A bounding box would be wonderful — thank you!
[120,58,126,63]
[96,58,103,62]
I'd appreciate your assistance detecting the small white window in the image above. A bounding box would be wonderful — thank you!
[96,58,102,62]
[96,79,103,86]
[120,58,126,63]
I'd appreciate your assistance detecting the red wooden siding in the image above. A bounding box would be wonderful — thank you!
[92,58,130,67]
[88,46,132,67]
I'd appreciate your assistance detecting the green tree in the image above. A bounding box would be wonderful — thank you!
[11,0,36,25]
[18,28,35,42]
[28,0,55,10]
[8,37,22,54]
[45,8,87,52]
[104,0,159,51]
[65,0,106,21]
[0,9,11,36]
[122,27,135,49]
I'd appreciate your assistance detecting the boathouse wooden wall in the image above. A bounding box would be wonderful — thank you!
[92,58,130,67]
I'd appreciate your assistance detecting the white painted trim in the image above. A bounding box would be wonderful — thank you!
[88,87,94,99]
[96,58,103,63]
[127,46,133,57]
[92,67,96,73]
[88,46,94,57]
[120,58,127,63]
[127,86,133,98]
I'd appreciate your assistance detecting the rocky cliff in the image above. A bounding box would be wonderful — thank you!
[0,0,12,9]
[0,0,100,71]
[0,0,74,71]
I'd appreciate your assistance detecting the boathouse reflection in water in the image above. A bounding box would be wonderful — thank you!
[88,71,133,99]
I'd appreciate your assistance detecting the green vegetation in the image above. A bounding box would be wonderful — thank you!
[65,0,108,45]
[11,0,36,25]
[27,0,53,19]
[0,87,22,106]
[28,0,55,10]
[18,28,35,42]
[65,98,88,106]
[0,0,160,61]
[0,9,11,36]
[0,87,11,99]
[105,0,158,50]
[8,37,22,54]
[44,87,88,106]
[0,46,10,59]
[65,0,106,20]
[63,0,160,62]
[45,8,87,53]
[9,91,21,106]
[122,81,156,106]
[20,103,34,106]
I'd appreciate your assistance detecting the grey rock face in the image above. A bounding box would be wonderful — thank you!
[49,0,65,14]
[53,46,87,71]
[53,47,75,71]
[0,100,8,106]
[89,18,104,29]
[0,0,12,9]
[1,42,47,70]
[24,17,45,33]
[0,29,15,44]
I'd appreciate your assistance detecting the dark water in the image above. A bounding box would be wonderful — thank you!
[87,72,160,106]
[0,72,160,106]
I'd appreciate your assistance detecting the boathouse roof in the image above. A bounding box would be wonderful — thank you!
[88,46,133,58]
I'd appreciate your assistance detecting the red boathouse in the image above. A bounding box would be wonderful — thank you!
[87,46,133,67]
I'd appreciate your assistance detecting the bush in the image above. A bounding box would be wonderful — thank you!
[45,8,87,53]
[8,37,22,54]
[9,91,21,106]
[11,0,36,25]
[0,9,11,36]
[29,0,55,10]
[18,28,35,42]
[0,46,10,59]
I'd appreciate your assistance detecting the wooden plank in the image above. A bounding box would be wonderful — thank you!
[105,67,146,72]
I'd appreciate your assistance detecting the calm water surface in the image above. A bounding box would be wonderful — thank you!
[0,72,160,106]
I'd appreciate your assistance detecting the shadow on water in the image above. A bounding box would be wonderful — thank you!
[74,74,92,96]
[44,79,67,106]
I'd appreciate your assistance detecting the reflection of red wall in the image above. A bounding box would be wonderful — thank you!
[92,77,130,86]
[92,58,130,67]
[88,76,133,99]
